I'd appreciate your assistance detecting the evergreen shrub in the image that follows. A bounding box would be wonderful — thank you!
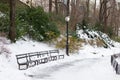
[0,6,60,41]
[18,7,60,41]
[0,3,9,13]
[0,14,9,33]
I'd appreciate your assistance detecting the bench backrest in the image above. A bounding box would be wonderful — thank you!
[16,54,28,64]
[49,50,59,56]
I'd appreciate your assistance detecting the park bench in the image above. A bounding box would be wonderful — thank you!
[49,50,64,61]
[37,51,49,64]
[16,50,64,70]
[16,54,29,70]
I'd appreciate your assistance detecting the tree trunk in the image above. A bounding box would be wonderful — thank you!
[94,0,96,16]
[49,0,52,12]
[99,0,103,24]
[70,0,81,31]
[9,0,16,43]
[94,0,96,22]
[86,0,90,23]
[30,0,32,7]
[103,0,107,33]
[67,0,70,16]
[99,0,108,33]
[55,0,58,14]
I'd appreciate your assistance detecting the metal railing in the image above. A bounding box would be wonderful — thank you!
[111,54,120,74]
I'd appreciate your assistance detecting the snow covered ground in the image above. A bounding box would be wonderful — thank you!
[0,37,120,80]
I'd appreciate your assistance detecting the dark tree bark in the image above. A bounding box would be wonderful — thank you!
[94,0,96,18]
[118,2,120,36]
[49,0,52,12]
[67,0,70,16]
[9,0,16,43]
[58,0,68,16]
[86,0,90,23]
[55,0,58,14]
[103,0,107,33]
[70,0,81,31]
[99,0,102,23]
[99,0,108,33]
[109,0,118,36]
[30,0,32,7]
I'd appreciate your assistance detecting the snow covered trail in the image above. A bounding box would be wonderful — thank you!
[27,56,120,80]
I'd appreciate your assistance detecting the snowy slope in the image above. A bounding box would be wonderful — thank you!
[76,29,115,48]
[0,37,120,80]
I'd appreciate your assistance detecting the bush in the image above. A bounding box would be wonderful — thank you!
[93,22,104,31]
[16,18,29,39]
[107,26,114,37]
[45,22,60,40]
[0,7,60,41]
[0,3,9,13]
[112,37,120,42]
[87,38,106,47]
[19,7,60,41]
[0,14,9,33]
[56,36,82,53]
[77,20,88,30]
[95,38,106,47]
[93,23,114,37]
[0,8,29,39]
[49,13,65,24]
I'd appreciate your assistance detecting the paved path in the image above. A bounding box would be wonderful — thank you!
[27,57,120,80]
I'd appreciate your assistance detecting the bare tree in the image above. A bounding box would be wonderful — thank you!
[55,0,58,14]
[67,0,70,15]
[94,0,96,16]
[99,0,109,33]
[86,0,90,23]
[9,0,16,42]
[109,0,118,36]
[49,0,52,12]
[118,2,120,36]
[57,0,67,16]
[70,0,82,30]
[93,0,97,23]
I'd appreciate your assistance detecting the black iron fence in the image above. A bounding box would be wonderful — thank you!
[16,50,64,70]
[111,54,120,74]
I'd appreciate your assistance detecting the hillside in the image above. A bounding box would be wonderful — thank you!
[0,0,28,13]
[0,0,120,79]
[0,35,120,80]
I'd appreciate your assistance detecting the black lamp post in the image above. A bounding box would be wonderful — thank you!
[65,0,70,56]
[65,16,70,56]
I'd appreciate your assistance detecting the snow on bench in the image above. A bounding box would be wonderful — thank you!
[111,54,120,74]
[16,50,64,70]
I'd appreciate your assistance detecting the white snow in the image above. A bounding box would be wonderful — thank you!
[0,12,4,17]
[116,58,120,64]
[0,37,120,80]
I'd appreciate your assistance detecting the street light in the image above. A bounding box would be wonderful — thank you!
[65,16,70,56]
